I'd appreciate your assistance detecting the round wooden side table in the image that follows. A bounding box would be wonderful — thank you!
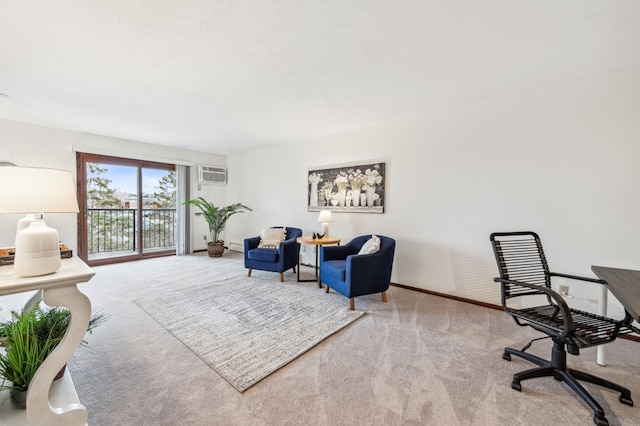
[296,236,341,287]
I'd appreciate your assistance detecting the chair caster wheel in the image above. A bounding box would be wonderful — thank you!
[511,380,521,392]
[502,352,511,361]
[594,415,609,426]
[619,395,633,406]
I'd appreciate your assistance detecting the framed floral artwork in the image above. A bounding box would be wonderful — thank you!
[308,162,385,213]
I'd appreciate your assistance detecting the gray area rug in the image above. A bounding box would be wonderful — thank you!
[134,276,364,392]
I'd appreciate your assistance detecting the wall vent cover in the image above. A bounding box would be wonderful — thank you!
[198,165,227,185]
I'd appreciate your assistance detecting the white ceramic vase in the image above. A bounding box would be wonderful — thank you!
[310,182,319,206]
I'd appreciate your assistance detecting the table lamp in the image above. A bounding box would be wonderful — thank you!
[0,165,79,277]
[317,210,333,238]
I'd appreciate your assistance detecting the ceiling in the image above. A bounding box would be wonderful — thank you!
[1,1,639,156]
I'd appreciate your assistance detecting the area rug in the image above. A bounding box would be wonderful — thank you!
[133,276,364,392]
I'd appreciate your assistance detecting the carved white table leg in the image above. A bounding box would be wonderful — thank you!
[26,285,91,426]
[23,289,43,314]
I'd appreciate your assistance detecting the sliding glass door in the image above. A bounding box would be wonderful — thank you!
[77,153,177,265]
[140,167,177,255]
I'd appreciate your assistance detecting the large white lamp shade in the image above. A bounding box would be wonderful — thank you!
[0,166,79,277]
[317,210,333,238]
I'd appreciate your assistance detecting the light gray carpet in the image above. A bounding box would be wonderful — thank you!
[133,276,364,392]
[2,252,635,425]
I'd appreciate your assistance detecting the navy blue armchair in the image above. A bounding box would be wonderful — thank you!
[320,234,396,310]
[244,227,302,282]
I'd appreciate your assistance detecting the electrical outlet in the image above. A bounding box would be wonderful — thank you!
[559,285,569,296]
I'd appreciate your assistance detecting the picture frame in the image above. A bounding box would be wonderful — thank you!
[308,162,385,213]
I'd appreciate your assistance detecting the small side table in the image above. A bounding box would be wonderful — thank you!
[297,236,340,287]
[0,257,95,426]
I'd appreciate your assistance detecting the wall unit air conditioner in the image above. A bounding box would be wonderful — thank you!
[198,165,227,185]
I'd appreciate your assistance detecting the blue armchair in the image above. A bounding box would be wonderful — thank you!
[320,234,396,310]
[244,227,302,282]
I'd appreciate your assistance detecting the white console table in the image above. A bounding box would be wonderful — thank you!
[0,257,95,426]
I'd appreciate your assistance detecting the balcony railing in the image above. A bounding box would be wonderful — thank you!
[87,208,176,257]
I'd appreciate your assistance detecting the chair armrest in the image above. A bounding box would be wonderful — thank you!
[347,252,384,270]
[550,272,606,285]
[551,272,639,328]
[321,245,355,262]
[346,251,393,285]
[494,277,576,337]
[244,236,260,251]
[278,238,299,257]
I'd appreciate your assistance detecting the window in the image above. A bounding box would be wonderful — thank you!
[77,153,177,265]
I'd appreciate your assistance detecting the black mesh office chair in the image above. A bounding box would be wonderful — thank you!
[490,231,639,426]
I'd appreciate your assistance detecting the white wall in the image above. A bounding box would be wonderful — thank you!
[0,120,226,253]
[2,68,638,318]
[226,68,640,317]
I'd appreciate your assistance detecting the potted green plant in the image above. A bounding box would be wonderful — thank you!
[0,307,49,407]
[183,197,252,257]
[0,304,107,408]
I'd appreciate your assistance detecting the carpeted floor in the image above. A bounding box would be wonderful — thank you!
[134,276,364,392]
[2,252,637,425]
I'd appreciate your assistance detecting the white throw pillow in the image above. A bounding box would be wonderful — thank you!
[258,227,287,249]
[358,235,381,255]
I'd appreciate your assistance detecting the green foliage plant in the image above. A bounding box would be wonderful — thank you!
[86,162,124,208]
[0,308,53,393]
[30,305,108,348]
[152,170,177,208]
[0,305,108,394]
[183,197,252,243]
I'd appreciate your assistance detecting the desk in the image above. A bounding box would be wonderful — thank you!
[591,266,640,322]
[296,236,340,287]
[590,265,640,366]
[0,257,95,426]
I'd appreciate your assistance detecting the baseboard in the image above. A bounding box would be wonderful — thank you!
[390,282,640,343]
[390,282,502,310]
[193,246,231,254]
[228,242,244,252]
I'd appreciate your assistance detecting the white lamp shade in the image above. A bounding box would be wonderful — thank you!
[317,210,333,223]
[0,166,79,214]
